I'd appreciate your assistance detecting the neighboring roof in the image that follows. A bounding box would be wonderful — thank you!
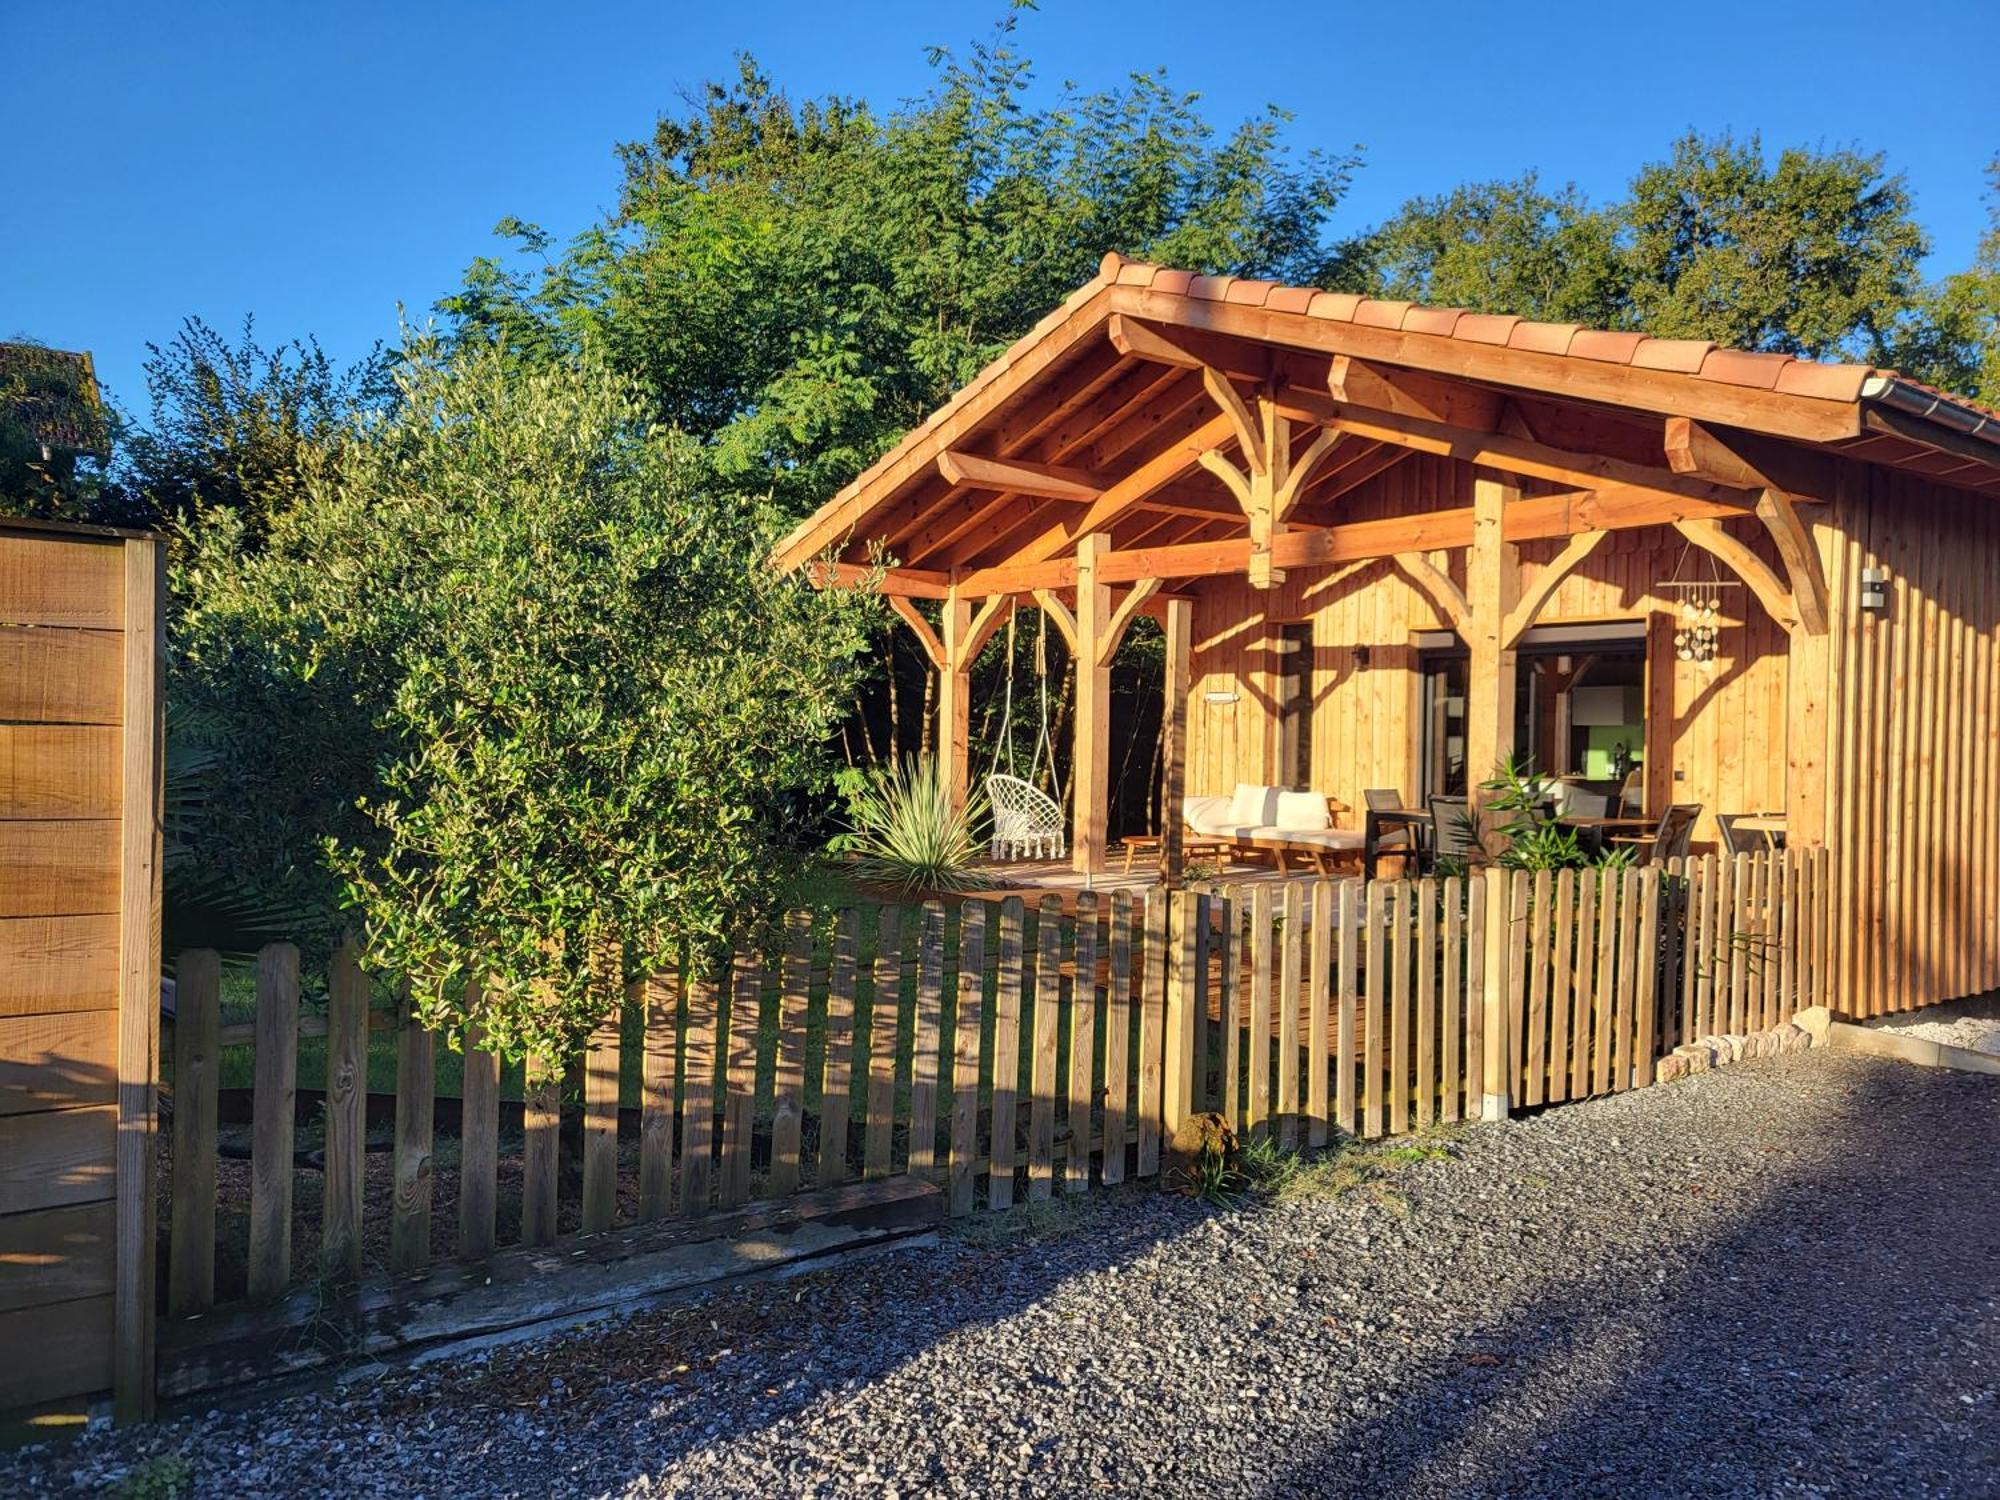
[774,253,2000,575]
[0,343,107,455]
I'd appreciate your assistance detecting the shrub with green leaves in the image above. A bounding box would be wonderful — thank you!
[175,339,876,1065]
[831,756,993,895]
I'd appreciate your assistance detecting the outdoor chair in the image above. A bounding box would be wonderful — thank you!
[986,773,1065,861]
[1363,788,1421,880]
[1612,803,1700,865]
[1425,795,1484,872]
[1717,813,1787,855]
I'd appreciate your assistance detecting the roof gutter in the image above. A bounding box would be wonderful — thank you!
[1860,374,2000,450]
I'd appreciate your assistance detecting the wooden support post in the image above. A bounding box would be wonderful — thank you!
[114,537,163,1423]
[1464,472,1521,843]
[246,943,300,1301]
[938,587,971,815]
[1158,596,1192,889]
[1073,533,1112,873]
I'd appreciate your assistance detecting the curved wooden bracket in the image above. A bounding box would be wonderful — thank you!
[1096,578,1164,669]
[888,595,946,670]
[955,593,1012,669]
[1196,448,1253,510]
[1754,488,1829,636]
[1032,589,1079,654]
[1671,519,1799,634]
[1392,553,1470,633]
[1502,529,1609,649]
[1273,427,1344,520]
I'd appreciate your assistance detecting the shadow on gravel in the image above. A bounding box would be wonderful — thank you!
[1268,1062,2000,1499]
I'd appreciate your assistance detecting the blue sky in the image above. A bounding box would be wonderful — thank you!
[6,0,1996,411]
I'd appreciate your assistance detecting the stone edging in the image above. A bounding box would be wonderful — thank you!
[1656,1018,1817,1083]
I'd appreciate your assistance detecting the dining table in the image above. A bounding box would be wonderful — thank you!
[1730,814,1788,851]
[1555,813,1656,856]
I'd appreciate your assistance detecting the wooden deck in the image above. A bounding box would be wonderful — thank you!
[966,853,1354,916]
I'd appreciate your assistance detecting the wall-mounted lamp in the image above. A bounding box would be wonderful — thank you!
[1353,645,1371,669]
[1203,690,1239,705]
[1859,567,1890,613]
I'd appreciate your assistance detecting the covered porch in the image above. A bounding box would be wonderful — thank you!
[773,253,1882,881]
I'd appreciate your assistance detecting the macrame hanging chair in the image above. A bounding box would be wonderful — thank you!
[984,601,1066,861]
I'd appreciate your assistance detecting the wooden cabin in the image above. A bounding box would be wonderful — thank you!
[771,253,2000,1021]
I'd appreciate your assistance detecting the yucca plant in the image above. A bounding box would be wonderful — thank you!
[831,757,994,895]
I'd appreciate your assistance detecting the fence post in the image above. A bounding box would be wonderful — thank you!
[1479,865,1512,1122]
[167,949,221,1315]
[246,943,300,1300]
[1163,889,1199,1139]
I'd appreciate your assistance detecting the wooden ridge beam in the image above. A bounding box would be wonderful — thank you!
[1663,417,1834,500]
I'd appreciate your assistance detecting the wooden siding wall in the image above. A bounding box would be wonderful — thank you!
[1818,467,2000,1018]
[1185,455,1793,849]
[0,529,134,1415]
[1185,451,2000,1023]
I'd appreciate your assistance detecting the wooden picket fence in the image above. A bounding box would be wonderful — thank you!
[156,848,1826,1348]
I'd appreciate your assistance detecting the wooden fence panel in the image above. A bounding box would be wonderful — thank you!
[1363,881,1385,1138]
[458,1008,499,1259]
[639,969,678,1219]
[583,985,623,1231]
[1246,884,1272,1140]
[1220,889,1242,1129]
[906,902,946,1181]
[390,991,435,1272]
[322,939,369,1280]
[1337,881,1359,1135]
[720,951,759,1208]
[770,918,812,1198]
[1389,883,1411,1137]
[1028,897,1061,1202]
[989,898,1025,1210]
[818,911,857,1189]
[1440,878,1462,1125]
[1101,894,1132,1188]
[1065,894,1099,1193]
[679,968,719,1216]
[947,903,988,1216]
[245,944,299,1299]
[863,908,902,1181]
[1136,893,1165,1178]
[1307,880,1332,1148]
[167,950,219,1315]
[1277,883,1302,1148]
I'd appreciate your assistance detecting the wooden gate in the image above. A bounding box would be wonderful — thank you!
[0,519,163,1424]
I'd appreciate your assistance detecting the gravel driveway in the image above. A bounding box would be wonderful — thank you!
[10,1049,1997,1498]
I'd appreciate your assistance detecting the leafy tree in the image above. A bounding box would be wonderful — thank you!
[175,340,877,1062]
[1354,174,1627,328]
[0,341,123,523]
[441,21,1359,518]
[1623,134,1928,357]
[1350,133,1932,361]
[123,316,390,537]
[1879,157,2000,407]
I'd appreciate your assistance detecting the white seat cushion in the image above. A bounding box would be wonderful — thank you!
[1182,794,1234,836]
[1228,783,1279,826]
[1272,790,1331,831]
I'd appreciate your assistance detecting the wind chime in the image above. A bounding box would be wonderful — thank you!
[1658,541,1739,674]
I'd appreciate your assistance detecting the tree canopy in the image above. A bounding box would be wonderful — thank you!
[175,340,877,1060]
[440,24,1360,519]
[1350,132,1938,363]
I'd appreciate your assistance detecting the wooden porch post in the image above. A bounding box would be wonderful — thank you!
[1464,473,1520,1120]
[1073,534,1112,873]
[1158,596,1192,889]
[1464,471,1521,841]
[938,587,972,815]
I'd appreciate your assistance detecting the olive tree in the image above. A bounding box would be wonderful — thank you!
[175,340,876,1063]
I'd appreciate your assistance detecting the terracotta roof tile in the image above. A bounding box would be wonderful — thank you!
[1150,268,1196,296]
[1353,299,1414,330]
[1187,274,1235,301]
[1629,338,1715,374]
[1307,291,1364,321]
[1402,306,1466,337]
[1775,360,1872,402]
[1453,313,1520,346]
[1698,348,1793,390]
[1507,322,1583,356]
[1568,329,1649,363]
[1114,261,1155,287]
[1265,285,1317,314]
[1225,279,1279,306]
[1098,250,1127,279]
